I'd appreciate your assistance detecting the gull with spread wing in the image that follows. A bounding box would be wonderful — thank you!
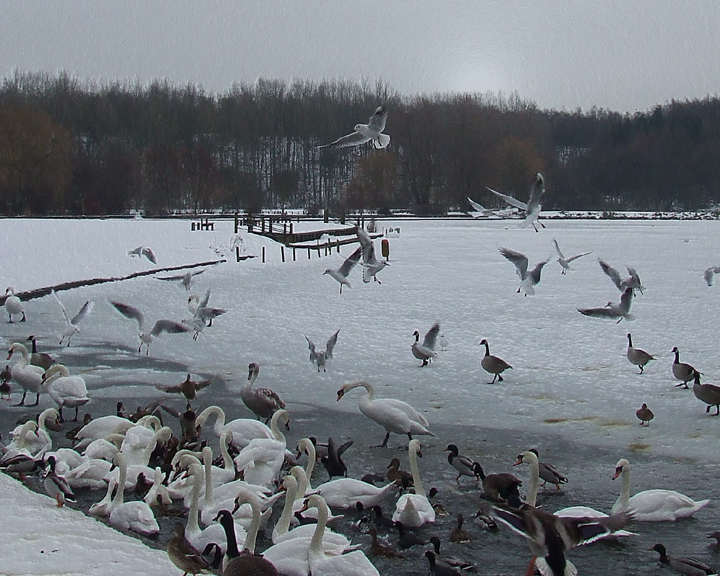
[578,286,634,323]
[598,259,644,294]
[357,227,389,284]
[552,239,592,275]
[498,247,549,296]
[306,329,340,372]
[323,246,362,294]
[412,322,440,367]
[155,269,205,291]
[109,300,191,355]
[319,105,390,150]
[487,173,546,231]
[187,288,226,327]
[127,246,157,264]
[52,290,94,347]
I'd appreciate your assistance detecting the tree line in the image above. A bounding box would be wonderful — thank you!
[1,70,720,216]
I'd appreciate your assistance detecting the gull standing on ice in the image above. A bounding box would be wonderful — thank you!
[577,286,634,323]
[412,322,440,367]
[498,247,549,296]
[552,239,592,275]
[319,105,390,150]
[127,246,157,264]
[52,290,94,347]
[109,300,191,355]
[305,329,340,372]
[487,173,546,231]
[156,269,205,291]
[598,259,645,294]
[357,227,389,284]
[323,246,362,294]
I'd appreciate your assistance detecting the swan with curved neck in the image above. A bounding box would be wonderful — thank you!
[241,362,286,422]
[233,409,290,488]
[305,494,380,576]
[108,453,159,536]
[336,381,433,448]
[7,342,44,406]
[611,458,709,521]
[392,439,435,528]
[11,408,58,458]
[4,287,26,322]
[195,405,274,449]
[40,364,89,422]
[295,438,316,491]
[120,425,172,467]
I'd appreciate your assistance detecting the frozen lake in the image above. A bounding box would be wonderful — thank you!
[1,217,719,575]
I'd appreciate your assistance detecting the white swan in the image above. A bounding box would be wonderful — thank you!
[194,405,274,449]
[392,439,435,528]
[143,466,171,507]
[336,381,433,447]
[9,408,57,457]
[82,435,123,461]
[41,364,90,422]
[0,421,41,475]
[72,414,135,449]
[305,494,381,576]
[314,473,397,510]
[108,453,159,536]
[233,409,289,488]
[611,458,710,521]
[4,287,26,322]
[65,457,113,490]
[119,424,172,467]
[288,466,343,525]
[89,477,118,517]
[7,342,44,406]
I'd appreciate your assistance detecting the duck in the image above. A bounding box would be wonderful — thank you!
[40,364,90,422]
[478,339,512,383]
[626,333,654,373]
[692,372,720,415]
[709,532,720,551]
[672,346,698,388]
[242,363,286,422]
[214,506,278,576]
[392,439,435,528]
[194,405,275,450]
[7,342,45,406]
[428,536,476,571]
[4,287,26,322]
[108,452,160,536]
[449,513,471,543]
[411,322,440,367]
[323,246,363,294]
[395,521,424,549]
[444,444,481,483]
[611,458,710,521]
[52,290,94,346]
[636,403,655,425]
[528,448,568,490]
[42,455,76,508]
[493,493,633,576]
[424,551,462,576]
[650,543,717,576]
[0,366,11,400]
[336,381,433,448]
[166,523,212,576]
[386,457,413,488]
[320,436,352,479]
[305,330,340,372]
[233,409,289,488]
[157,373,214,402]
[474,460,522,503]
[109,300,191,355]
[26,335,54,370]
[498,247,549,295]
[368,527,403,558]
[302,494,380,576]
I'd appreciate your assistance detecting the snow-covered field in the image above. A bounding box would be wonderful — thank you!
[2,216,720,575]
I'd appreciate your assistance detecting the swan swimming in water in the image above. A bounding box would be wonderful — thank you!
[392,439,435,528]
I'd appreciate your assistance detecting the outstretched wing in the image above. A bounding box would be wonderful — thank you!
[552,238,565,260]
[368,105,388,131]
[619,287,634,313]
[527,173,546,208]
[71,300,94,326]
[156,273,186,281]
[486,186,528,211]
[52,290,72,326]
[467,197,487,212]
[325,329,340,359]
[422,322,440,350]
[577,307,618,319]
[598,259,623,290]
[109,301,144,331]
[195,377,215,391]
[319,130,370,149]
[197,288,211,310]
[566,251,592,264]
[338,246,362,277]
[498,247,529,280]
[149,319,191,337]
[305,335,318,362]
[141,247,157,264]
[626,267,643,292]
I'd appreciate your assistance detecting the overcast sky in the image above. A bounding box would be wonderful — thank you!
[1,1,718,113]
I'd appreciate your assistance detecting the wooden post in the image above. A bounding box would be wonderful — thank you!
[281,246,285,263]
[236,246,240,262]
[293,247,296,261]
[317,247,321,258]
[307,247,311,259]
[234,212,239,234]
[336,242,340,253]
[262,246,266,263]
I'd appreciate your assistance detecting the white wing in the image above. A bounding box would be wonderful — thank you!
[486,187,528,211]
[368,105,388,132]
[71,301,94,326]
[52,290,72,326]
[325,329,340,359]
[598,259,623,290]
[498,247,529,280]
[552,238,565,260]
[319,131,371,149]
[140,247,157,264]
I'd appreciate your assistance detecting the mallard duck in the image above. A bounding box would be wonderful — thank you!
[411,322,439,367]
[650,543,717,576]
[626,334,654,373]
[386,457,413,488]
[42,455,75,507]
[474,461,522,503]
[478,339,512,383]
[692,372,720,415]
[428,536,476,571]
[450,513,471,543]
[241,363,285,423]
[157,373,214,402]
[444,444,481,483]
[671,346,698,388]
[636,403,654,426]
[0,364,11,400]
[368,527,403,558]
[166,523,212,576]
[424,551,462,576]
[528,449,568,490]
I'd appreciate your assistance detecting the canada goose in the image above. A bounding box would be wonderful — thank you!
[636,403,655,425]
[692,372,720,415]
[626,334,654,373]
[305,330,340,372]
[323,246,363,293]
[412,322,440,367]
[156,269,205,291]
[527,449,568,490]
[157,373,214,402]
[242,363,285,422]
[444,444,481,483]
[450,513,471,543]
[109,300,191,355]
[166,523,212,576]
[493,494,633,576]
[357,227,389,284]
[425,551,462,576]
[26,336,54,370]
[552,238,591,274]
[42,455,76,507]
[428,536,476,571]
[319,105,390,150]
[598,259,645,294]
[478,339,512,383]
[368,527,404,558]
[578,286,634,323]
[487,172,547,232]
[498,247,549,295]
[4,287,26,322]
[672,347,699,388]
[650,543,717,576]
[612,458,710,521]
[52,290,94,347]
[336,381,433,448]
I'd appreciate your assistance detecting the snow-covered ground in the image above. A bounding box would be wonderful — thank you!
[2,216,720,575]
